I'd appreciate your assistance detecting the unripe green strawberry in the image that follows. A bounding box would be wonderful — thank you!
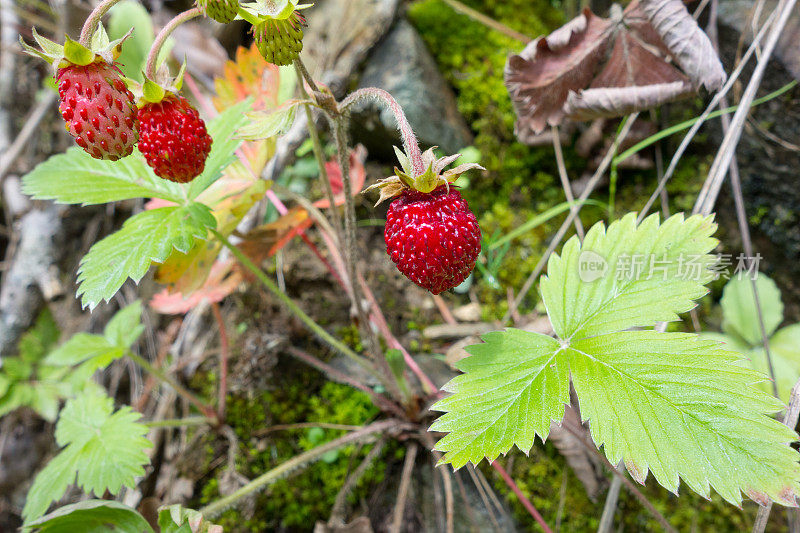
[197,0,238,23]
[253,11,305,66]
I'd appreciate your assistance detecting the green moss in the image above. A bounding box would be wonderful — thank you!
[195,372,385,531]
[488,444,765,532]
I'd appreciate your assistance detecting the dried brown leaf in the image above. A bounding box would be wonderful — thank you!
[638,0,727,90]
[505,0,726,137]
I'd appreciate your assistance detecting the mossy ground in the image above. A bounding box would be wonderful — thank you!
[193,2,770,531]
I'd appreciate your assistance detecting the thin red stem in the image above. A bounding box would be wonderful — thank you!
[492,461,554,533]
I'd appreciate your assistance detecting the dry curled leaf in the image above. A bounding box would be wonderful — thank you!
[505,0,726,139]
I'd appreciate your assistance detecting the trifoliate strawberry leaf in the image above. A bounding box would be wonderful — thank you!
[23,391,152,522]
[721,273,784,346]
[45,302,144,375]
[431,212,800,507]
[187,99,251,200]
[22,147,185,205]
[77,203,216,309]
[26,500,154,533]
[540,212,717,339]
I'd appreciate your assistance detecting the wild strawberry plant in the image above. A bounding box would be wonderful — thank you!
[8,0,800,529]
[430,213,800,506]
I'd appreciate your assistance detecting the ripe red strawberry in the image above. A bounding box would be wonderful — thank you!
[56,62,138,161]
[385,186,481,295]
[137,95,213,183]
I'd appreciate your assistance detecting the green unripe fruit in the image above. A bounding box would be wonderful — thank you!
[253,11,305,66]
[197,0,238,23]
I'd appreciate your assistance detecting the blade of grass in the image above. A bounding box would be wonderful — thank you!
[614,80,796,167]
[488,199,605,251]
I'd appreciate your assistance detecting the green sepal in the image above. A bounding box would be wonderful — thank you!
[142,77,167,103]
[395,168,415,188]
[31,27,64,60]
[62,36,94,66]
[413,163,438,193]
[393,146,412,176]
[172,58,187,92]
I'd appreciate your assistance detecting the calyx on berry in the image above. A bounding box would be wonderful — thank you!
[365,146,485,205]
[20,25,130,76]
[244,0,312,66]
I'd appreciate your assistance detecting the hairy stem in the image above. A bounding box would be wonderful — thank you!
[201,419,402,517]
[340,87,424,174]
[331,119,403,400]
[128,351,217,421]
[294,61,342,235]
[79,0,125,45]
[144,7,202,79]
[211,228,380,380]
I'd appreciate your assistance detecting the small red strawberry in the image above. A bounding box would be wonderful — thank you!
[367,146,485,294]
[137,95,212,183]
[20,29,138,160]
[57,62,138,160]
[385,186,481,294]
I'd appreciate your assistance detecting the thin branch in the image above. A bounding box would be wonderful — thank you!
[597,463,624,533]
[390,442,419,533]
[695,0,798,216]
[285,346,406,419]
[492,460,553,532]
[441,0,532,43]
[552,125,585,240]
[329,438,387,525]
[211,302,229,420]
[201,419,405,517]
[294,60,343,236]
[706,2,778,398]
[79,0,124,45]
[128,351,217,422]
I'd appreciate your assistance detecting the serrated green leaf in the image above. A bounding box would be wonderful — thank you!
[22,147,184,205]
[569,331,799,506]
[44,334,123,374]
[22,393,152,523]
[721,274,784,346]
[431,213,800,508]
[158,504,221,533]
[430,330,568,468]
[26,500,154,533]
[540,212,718,339]
[236,100,299,142]
[103,300,145,348]
[23,391,152,522]
[187,100,252,200]
[77,203,216,309]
